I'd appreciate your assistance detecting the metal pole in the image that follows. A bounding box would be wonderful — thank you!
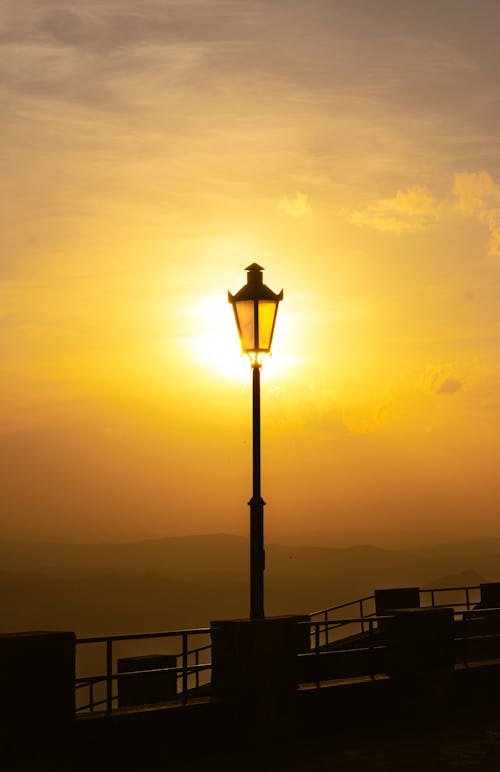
[182,632,188,705]
[106,639,113,713]
[249,362,265,619]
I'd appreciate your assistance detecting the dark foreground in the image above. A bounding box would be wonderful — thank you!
[267,705,500,772]
[192,703,500,772]
[9,700,500,772]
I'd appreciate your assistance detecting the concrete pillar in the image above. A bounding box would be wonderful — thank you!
[385,607,454,675]
[210,615,309,728]
[462,583,500,661]
[375,587,420,616]
[117,654,178,708]
[385,607,454,706]
[479,582,500,608]
[0,630,75,742]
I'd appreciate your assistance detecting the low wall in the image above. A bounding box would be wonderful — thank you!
[0,630,75,764]
[6,587,500,766]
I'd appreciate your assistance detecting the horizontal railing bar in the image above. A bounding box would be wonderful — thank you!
[303,611,500,632]
[301,616,391,627]
[454,630,500,640]
[310,585,483,621]
[77,627,214,645]
[184,643,212,656]
[307,619,381,631]
[75,663,212,686]
[299,644,388,658]
[76,685,195,714]
[76,696,115,712]
[310,595,375,618]
[456,607,500,616]
[421,585,480,595]
[304,613,500,631]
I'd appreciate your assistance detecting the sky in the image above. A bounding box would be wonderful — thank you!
[1,0,500,544]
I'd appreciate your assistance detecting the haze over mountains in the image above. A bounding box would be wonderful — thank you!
[1,533,500,637]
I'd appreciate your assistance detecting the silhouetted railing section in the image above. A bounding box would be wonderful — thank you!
[76,628,213,714]
[73,585,500,713]
[309,595,376,637]
[310,585,482,630]
[299,617,391,687]
[455,607,500,667]
[299,606,500,689]
[421,585,481,611]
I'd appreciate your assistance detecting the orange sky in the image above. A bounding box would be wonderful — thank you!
[1,1,500,543]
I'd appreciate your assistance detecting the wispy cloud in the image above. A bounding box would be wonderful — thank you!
[435,376,462,395]
[453,172,500,256]
[420,364,465,397]
[347,172,500,256]
[279,192,311,219]
[347,185,440,233]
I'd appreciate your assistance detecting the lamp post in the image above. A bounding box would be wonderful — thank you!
[228,263,283,619]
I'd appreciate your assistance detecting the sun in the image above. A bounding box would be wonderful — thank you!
[187,294,292,381]
[187,295,248,380]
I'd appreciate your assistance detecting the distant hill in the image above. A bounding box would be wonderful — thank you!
[0,568,323,637]
[0,533,249,576]
[1,533,500,636]
[423,569,486,589]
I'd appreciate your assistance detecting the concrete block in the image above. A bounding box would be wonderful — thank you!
[480,582,500,609]
[117,654,177,708]
[0,630,75,736]
[375,587,420,616]
[210,615,309,725]
[385,607,454,677]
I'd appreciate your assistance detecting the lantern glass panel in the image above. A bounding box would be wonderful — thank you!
[257,300,278,351]
[234,300,256,351]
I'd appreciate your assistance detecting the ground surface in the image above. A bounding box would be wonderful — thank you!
[186,703,500,772]
[9,701,500,771]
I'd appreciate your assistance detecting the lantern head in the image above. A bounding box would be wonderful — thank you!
[228,263,283,361]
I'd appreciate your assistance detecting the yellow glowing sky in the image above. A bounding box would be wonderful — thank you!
[1,1,500,543]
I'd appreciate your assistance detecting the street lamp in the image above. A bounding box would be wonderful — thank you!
[228,263,283,619]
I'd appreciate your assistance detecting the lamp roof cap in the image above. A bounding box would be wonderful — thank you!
[245,262,264,272]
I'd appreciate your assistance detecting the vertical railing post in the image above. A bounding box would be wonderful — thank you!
[195,648,200,689]
[463,613,468,667]
[369,619,374,678]
[315,623,320,689]
[89,681,94,713]
[106,639,113,713]
[465,587,470,611]
[360,599,365,634]
[182,632,188,705]
[431,590,435,607]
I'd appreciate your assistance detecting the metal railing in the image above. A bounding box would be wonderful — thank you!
[454,607,500,668]
[310,595,376,633]
[299,607,500,689]
[310,585,483,628]
[298,617,390,688]
[75,627,213,714]
[421,585,481,612]
[73,585,494,712]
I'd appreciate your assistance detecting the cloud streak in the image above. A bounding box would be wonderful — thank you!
[435,376,462,395]
[347,185,440,233]
[346,172,500,256]
[453,172,500,256]
[420,364,465,397]
[279,192,311,219]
